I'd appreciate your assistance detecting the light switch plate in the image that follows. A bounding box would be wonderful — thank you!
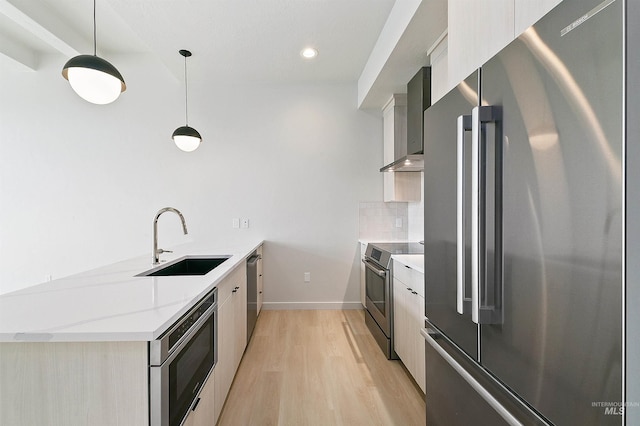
[232,218,240,228]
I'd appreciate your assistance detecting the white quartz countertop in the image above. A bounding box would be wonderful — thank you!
[392,254,424,274]
[0,240,263,343]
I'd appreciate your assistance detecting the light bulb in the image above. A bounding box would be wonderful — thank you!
[67,66,123,105]
[301,47,318,59]
[173,134,201,152]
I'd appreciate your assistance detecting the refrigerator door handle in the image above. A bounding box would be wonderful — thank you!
[457,114,472,314]
[422,328,523,426]
[471,105,503,325]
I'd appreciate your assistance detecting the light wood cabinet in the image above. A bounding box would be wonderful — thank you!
[182,370,216,426]
[233,271,247,371]
[446,0,563,93]
[429,32,449,103]
[0,341,148,425]
[383,95,421,202]
[215,289,234,423]
[514,0,563,37]
[0,262,251,426]
[448,0,515,87]
[214,263,247,422]
[393,259,425,393]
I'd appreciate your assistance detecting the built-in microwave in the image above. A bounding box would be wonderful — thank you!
[149,288,218,426]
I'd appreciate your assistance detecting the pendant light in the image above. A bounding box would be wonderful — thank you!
[61,0,126,105]
[172,49,202,152]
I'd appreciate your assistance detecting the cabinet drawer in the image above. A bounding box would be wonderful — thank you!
[393,259,425,298]
[217,263,246,304]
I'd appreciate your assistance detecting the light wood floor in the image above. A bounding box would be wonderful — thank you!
[217,309,425,426]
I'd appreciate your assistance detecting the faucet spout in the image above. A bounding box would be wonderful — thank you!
[153,207,188,264]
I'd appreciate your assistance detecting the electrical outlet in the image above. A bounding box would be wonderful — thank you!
[395,217,403,228]
[241,218,250,229]
[232,218,240,229]
[304,272,311,283]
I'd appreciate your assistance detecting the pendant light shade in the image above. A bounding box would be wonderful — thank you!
[173,49,202,152]
[61,0,125,105]
[172,126,202,152]
[62,55,126,104]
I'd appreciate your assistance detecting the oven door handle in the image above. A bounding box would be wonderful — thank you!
[362,258,387,277]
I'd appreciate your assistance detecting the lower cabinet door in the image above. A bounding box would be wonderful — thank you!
[183,370,216,426]
[415,294,426,393]
[214,295,234,422]
[233,279,247,370]
[394,272,427,394]
[393,278,410,363]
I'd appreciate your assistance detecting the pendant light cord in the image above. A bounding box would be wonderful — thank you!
[93,0,97,56]
[184,55,189,126]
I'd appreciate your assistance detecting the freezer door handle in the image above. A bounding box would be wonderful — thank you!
[422,328,523,426]
[457,114,473,314]
[471,105,503,325]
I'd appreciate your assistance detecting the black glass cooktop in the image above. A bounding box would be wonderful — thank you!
[368,242,424,255]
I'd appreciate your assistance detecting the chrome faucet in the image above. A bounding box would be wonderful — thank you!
[153,207,188,264]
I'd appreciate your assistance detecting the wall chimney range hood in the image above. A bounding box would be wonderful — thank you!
[380,154,424,172]
[380,67,431,173]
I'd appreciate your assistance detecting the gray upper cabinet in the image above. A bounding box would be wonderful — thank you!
[407,67,431,155]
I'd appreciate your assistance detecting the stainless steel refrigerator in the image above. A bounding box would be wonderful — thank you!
[422,0,639,424]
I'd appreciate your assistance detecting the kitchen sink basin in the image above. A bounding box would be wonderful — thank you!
[138,256,231,277]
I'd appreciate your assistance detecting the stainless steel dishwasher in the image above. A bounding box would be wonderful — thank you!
[246,252,261,342]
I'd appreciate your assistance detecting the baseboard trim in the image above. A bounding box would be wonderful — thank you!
[261,302,364,310]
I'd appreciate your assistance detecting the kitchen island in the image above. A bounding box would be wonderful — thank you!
[0,240,263,426]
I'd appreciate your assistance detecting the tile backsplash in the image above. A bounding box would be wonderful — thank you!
[359,202,408,240]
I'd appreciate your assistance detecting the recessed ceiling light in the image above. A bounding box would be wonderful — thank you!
[301,47,318,59]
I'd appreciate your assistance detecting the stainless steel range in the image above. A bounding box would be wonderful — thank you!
[363,242,424,359]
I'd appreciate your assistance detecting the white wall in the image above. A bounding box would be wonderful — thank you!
[0,54,383,307]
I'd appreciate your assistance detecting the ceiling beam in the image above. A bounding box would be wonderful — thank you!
[0,32,37,71]
[357,0,447,110]
[0,0,89,58]
[357,0,423,109]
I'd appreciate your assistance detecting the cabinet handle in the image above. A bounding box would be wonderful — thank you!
[191,397,201,411]
[407,287,413,291]
[405,265,411,269]
[412,291,418,295]
[232,286,240,293]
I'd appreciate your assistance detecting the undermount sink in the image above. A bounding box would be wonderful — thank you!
[138,256,231,277]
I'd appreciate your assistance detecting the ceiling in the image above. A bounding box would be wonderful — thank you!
[0,0,447,109]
